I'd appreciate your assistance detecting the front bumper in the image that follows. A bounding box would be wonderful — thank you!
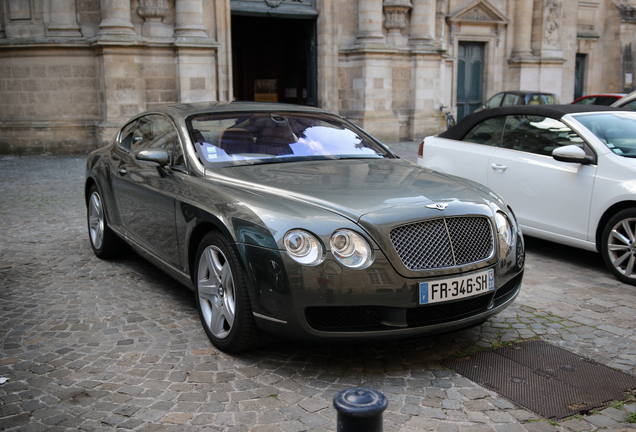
[240,244,524,343]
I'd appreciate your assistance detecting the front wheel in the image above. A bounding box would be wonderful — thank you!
[601,208,636,285]
[194,232,259,352]
[87,185,125,259]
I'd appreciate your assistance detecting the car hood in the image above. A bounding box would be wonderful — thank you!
[206,158,502,223]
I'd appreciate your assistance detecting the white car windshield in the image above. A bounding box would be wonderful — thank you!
[574,112,636,158]
[188,112,392,167]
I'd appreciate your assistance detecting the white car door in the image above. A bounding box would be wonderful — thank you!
[486,115,598,241]
[421,116,506,185]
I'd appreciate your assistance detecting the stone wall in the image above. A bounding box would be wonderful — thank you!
[0,50,99,154]
[1,0,636,154]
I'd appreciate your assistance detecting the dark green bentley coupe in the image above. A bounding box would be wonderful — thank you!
[85,102,524,352]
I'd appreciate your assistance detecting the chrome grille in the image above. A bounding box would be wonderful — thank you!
[389,217,494,270]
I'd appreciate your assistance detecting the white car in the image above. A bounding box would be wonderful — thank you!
[418,104,636,285]
[611,90,636,110]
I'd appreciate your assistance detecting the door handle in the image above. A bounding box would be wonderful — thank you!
[118,167,127,175]
[491,164,507,171]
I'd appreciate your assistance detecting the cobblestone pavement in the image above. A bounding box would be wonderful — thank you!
[2,153,636,432]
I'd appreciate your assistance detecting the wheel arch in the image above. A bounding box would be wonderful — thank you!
[595,200,636,252]
[85,177,97,203]
[189,222,225,283]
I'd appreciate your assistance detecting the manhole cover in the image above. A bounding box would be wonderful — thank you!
[441,340,636,419]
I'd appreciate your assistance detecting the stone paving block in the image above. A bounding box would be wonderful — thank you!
[601,407,627,422]
[586,414,619,428]
[522,421,560,432]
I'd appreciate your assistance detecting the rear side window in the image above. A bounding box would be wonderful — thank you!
[502,94,522,106]
[485,93,504,108]
[463,116,506,146]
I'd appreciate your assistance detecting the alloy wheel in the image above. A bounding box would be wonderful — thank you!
[197,245,236,339]
[88,191,104,250]
[606,217,636,280]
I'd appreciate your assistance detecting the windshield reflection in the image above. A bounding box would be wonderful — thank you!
[575,112,636,158]
[188,112,392,167]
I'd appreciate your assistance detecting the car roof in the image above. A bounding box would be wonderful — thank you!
[135,101,329,119]
[439,104,623,140]
[492,90,557,96]
[572,94,625,103]
[574,93,625,98]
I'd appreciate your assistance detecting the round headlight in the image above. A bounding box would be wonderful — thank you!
[495,211,514,257]
[284,230,323,266]
[330,229,374,269]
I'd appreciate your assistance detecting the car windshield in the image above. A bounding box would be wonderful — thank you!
[187,112,392,167]
[574,112,636,157]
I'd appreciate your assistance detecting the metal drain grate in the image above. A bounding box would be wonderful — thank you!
[441,340,636,420]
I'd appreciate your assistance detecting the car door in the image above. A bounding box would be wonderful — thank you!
[113,114,186,268]
[422,116,506,185]
[486,115,598,241]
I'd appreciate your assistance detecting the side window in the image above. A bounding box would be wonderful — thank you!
[485,93,504,108]
[622,100,636,111]
[129,115,183,167]
[130,116,154,153]
[502,94,522,106]
[118,120,138,150]
[463,116,506,146]
[502,115,585,156]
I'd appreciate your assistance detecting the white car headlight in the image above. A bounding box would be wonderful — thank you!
[495,211,514,257]
[330,229,374,269]
[284,230,324,265]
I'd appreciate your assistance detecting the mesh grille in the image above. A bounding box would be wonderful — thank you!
[305,306,381,330]
[390,217,494,270]
[405,294,492,326]
[305,294,492,331]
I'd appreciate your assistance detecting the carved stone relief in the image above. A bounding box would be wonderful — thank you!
[544,0,562,47]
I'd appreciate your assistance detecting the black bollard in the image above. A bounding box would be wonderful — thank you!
[333,388,388,432]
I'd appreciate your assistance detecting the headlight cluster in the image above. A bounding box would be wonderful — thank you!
[284,229,374,269]
[495,211,515,257]
[283,230,323,265]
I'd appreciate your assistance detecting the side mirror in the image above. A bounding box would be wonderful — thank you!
[552,145,592,165]
[136,148,169,167]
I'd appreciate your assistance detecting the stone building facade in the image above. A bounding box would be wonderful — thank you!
[0,0,635,154]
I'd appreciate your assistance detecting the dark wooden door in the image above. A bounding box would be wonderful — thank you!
[457,42,485,121]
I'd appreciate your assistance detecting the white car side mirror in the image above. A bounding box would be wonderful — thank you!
[552,145,592,165]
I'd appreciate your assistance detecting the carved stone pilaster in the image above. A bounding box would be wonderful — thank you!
[138,0,170,37]
[543,0,561,48]
[616,3,636,23]
[383,0,412,46]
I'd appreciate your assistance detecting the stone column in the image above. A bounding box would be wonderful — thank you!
[47,0,82,37]
[356,0,385,43]
[511,0,533,58]
[383,0,412,47]
[97,0,136,35]
[173,0,218,103]
[408,0,435,46]
[174,0,208,38]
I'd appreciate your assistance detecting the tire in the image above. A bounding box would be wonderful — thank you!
[601,208,636,285]
[194,231,259,352]
[87,185,125,259]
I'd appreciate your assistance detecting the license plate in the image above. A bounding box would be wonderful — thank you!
[419,269,494,305]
